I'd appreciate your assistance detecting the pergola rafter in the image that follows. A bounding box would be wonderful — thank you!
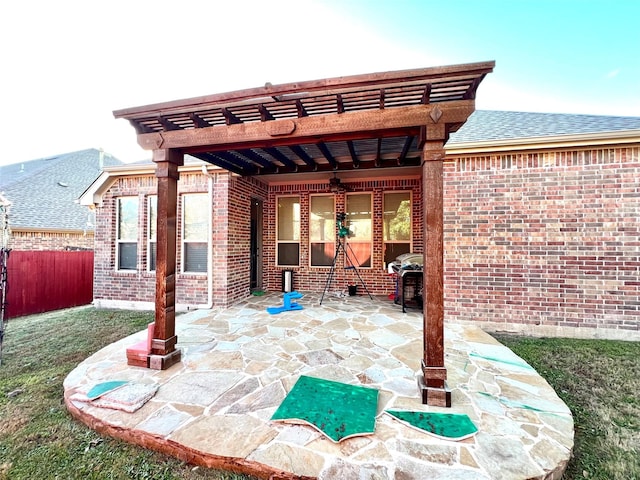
[114,61,495,406]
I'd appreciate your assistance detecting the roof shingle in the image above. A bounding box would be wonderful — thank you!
[0,149,122,231]
[448,110,640,145]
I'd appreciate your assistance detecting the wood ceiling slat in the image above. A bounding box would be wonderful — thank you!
[263,103,299,120]
[263,147,298,171]
[193,152,249,176]
[317,142,337,169]
[233,149,278,173]
[289,145,316,168]
[302,107,338,116]
[215,151,257,174]
[398,135,415,165]
[226,106,261,123]
[197,110,226,126]
[346,140,359,168]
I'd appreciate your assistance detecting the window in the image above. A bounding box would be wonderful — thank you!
[116,197,138,270]
[276,196,300,266]
[310,195,335,266]
[182,193,209,273]
[147,195,157,271]
[383,191,412,266]
[346,193,372,268]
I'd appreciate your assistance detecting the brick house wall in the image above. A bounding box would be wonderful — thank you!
[93,169,269,309]
[263,177,422,297]
[9,230,94,251]
[91,144,639,337]
[94,172,215,309]
[94,174,157,307]
[444,146,639,334]
[226,176,268,302]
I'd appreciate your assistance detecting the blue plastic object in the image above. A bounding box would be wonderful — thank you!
[267,291,304,314]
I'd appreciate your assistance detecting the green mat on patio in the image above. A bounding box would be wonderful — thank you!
[271,375,379,443]
[385,410,478,441]
[87,380,129,400]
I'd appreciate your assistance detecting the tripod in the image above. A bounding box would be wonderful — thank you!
[320,235,372,305]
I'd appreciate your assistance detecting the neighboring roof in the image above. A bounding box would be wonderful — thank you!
[447,110,640,152]
[0,149,122,231]
[78,155,213,206]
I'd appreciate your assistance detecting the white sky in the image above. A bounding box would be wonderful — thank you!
[1,0,638,166]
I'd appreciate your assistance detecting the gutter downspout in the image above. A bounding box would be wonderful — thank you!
[197,164,215,309]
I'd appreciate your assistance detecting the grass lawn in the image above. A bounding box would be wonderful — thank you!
[0,307,257,480]
[495,334,640,480]
[1,307,639,479]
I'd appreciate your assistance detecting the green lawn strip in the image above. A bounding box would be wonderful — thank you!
[494,335,640,480]
[0,307,256,480]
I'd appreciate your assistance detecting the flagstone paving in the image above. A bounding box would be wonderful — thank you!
[64,293,573,479]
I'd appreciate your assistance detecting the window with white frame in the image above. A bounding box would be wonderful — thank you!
[116,196,138,271]
[182,193,209,273]
[310,195,335,267]
[383,191,412,266]
[147,195,157,272]
[345,193,372,268]
[276,196,300,266]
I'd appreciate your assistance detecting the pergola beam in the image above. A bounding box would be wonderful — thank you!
[136,101,475,152]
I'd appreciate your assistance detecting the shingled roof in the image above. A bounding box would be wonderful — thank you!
[448,110,640,145]
[0,149,122,231]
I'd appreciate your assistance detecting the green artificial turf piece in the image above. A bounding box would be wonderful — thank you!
[271,375,379,442]
[87,380,129,400]
[386,410,478,441]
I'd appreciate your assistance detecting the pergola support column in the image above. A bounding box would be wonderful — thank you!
[149,148,183,370]
[418,135,451,407]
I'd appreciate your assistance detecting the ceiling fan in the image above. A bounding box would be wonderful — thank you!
[329,172,350,193]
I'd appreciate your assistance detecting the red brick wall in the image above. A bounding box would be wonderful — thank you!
[263,178,422,297]
[93,145,639,335]
[93,170,269,309]
[93,172,213,307]
[444,146,640,332]
[226,176,268,303]
[9,230,94,251]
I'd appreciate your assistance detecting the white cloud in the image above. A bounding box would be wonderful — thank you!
[605,69,621,79]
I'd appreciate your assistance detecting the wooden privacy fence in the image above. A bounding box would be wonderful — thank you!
[6,250,94,318]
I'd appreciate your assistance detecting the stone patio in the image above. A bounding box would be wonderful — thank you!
[63,293,573,479]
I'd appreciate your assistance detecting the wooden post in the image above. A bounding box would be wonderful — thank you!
[418,128,451,407]
[149,148,183,370]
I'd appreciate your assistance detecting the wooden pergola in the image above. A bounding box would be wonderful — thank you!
[114,61,494,406]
